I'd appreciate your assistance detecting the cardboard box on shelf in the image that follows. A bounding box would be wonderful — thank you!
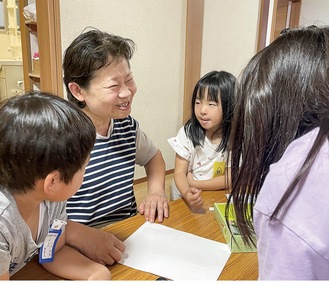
[32,59,40,74]
[214,203,257,253]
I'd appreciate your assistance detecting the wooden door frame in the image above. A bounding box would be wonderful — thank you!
[183,0,204,123]
[37,0,63,96]
[257,0,301,51]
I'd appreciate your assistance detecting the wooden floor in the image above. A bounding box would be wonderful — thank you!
[134,173,173,207]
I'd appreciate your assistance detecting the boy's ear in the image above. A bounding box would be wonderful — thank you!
[68,82,85,102]
[44,170,61,196]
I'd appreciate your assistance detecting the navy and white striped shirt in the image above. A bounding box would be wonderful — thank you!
[67,116,138,227]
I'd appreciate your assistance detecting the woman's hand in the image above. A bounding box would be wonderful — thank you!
[138,192,169,223]
[65,220,125,265]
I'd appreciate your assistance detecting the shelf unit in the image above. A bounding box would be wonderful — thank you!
[18,0,63,97]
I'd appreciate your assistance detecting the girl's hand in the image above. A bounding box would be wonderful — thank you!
[183,187,205,213]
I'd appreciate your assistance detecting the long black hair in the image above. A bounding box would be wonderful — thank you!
[227,26,329,246]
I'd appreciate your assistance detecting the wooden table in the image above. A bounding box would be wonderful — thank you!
[12,191,258,280]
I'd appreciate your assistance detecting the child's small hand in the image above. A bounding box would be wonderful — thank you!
[184,187,204,213]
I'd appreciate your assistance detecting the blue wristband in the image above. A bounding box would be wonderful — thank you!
[39,219,67,264]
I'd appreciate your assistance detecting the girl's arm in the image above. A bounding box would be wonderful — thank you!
[174,154,191,197]
[41,231,111,280]
[187,168,231,190]
[174,154,203,211]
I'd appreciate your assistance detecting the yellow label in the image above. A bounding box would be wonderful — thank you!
[212,161,225,177]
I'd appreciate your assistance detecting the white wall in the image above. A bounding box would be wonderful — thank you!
[0,35,13,58]
[60,0,261,179]
[299,0,329,27]
[201,0,260,78]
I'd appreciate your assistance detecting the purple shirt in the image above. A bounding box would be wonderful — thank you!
[254,127,329,280]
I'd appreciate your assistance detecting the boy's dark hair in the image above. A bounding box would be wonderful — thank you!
[184,70,236,152]
[0,91,96,194]
[63,28,136,108]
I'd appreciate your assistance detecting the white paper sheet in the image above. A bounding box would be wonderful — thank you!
[118,222,231,280]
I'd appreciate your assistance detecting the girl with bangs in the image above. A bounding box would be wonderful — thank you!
[168,70,235,212]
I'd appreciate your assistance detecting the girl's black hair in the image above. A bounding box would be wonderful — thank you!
[227,25,329,246]
[184,70,236,152]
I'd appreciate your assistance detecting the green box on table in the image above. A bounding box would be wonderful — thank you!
[214,203,257,253]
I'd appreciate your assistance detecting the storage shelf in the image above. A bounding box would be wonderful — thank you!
[28,72,40,79]
[19,0,63,96]
[25,20,37,25]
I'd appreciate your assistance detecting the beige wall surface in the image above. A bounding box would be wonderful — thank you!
[60,0,261,179]
[201,0,260,79]
[0,35,13,59]
[300,0,329,27]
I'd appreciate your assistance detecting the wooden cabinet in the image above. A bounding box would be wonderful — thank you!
[0,62,24,101]
[18,0,63,97]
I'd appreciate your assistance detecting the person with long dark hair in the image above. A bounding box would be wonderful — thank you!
[228,26,329,279]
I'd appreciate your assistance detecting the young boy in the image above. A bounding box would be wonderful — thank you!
[0,91,111,280]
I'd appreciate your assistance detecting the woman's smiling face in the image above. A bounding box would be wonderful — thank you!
[80,57,137,121]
